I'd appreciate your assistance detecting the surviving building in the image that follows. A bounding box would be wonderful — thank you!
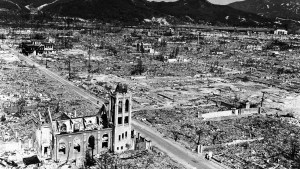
[20,41,55,56]
[35,84,133,164]
[274,29,288,35]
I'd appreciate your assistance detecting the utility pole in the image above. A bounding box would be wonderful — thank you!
[97,60,100,73]
[87,39,92,74]
[198,31,200,45]
[68,57,71,80]
[88,48,91,73]
[261,92,265,107]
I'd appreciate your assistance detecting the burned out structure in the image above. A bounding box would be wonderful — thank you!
[35,85,133,164]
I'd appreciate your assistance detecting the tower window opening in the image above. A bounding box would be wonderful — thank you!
[125,99,129,112]
[124,116,129,124]
[118,101,122,114]
[44,147,48,155]
[118,117,122,125]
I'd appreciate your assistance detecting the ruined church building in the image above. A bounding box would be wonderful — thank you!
[35,85,134,163]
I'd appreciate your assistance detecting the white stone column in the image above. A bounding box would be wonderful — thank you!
[68,135,72,160]
[129,95,132,125]
[97,131,101,154]
[54,136,57,161]
[115,96,118,126]
[83,133,86,153]
[122,95,125,126]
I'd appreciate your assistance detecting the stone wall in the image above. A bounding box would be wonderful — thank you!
[201,110,234,120]
[201,108,260,120]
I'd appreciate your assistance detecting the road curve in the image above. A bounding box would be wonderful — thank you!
[17,52,225,169]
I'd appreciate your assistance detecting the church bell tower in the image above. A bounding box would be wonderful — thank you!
[110,84,132,153]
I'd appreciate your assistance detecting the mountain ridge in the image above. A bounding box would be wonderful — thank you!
[0,0,274,26]
[229,0,300,21]
[43,0,272,26]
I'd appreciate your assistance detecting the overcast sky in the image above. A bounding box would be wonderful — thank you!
[148,0,244,5]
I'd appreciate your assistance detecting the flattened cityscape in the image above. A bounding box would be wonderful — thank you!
[1,15,300,169]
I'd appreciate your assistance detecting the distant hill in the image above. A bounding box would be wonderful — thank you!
[147,0,271,26]
[229,0,300,32]
[229,0,300,21]
[0,0,72,10]
[44,0,155,24]
[0,0,21,10]
[0,0,274,26]
[43,0,272,26]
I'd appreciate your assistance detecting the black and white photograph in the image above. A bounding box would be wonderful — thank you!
[0,0,300,168]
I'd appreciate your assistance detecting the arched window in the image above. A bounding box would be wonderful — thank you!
[118,100,122,114]
[73,138,81,152]
[88,135,95,150]
[102,134,109,148]
[102,134,109,141]
[125,99,130,112]
[58,141,67,155]
[60,123,67,133]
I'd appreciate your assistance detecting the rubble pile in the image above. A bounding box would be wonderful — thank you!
[208,115,300,168]
[135,108,300,168]
[116,150,184,169]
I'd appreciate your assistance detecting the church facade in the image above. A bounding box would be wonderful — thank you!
[35,85,133,164]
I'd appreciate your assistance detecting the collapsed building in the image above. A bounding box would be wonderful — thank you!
[34,84,134,164]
